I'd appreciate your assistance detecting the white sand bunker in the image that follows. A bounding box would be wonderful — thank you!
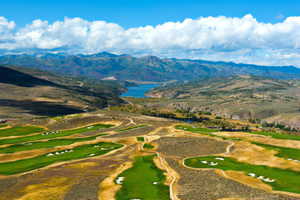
[287,158,300,162]
[215,157,225,161]
[46,149,73,157]
[116,177,125,185]
[42,131,61,135]
[247,173,275,183]
[200,160,218,166]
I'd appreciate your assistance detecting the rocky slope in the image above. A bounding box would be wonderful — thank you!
[148,75,300,129]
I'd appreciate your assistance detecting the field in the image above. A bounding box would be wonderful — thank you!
[115,155,170,200]
[0,142,123,175]
[0,111,300,200]
[0,126,45,137]
[0,133,107,154]
[0,123,112,145]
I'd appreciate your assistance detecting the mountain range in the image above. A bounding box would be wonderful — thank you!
[0,52,300,82]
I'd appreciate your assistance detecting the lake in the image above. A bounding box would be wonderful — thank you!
[121,84,159,98]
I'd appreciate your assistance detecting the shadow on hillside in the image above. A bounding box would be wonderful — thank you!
[0,99,84,117]
[0,66,58,87]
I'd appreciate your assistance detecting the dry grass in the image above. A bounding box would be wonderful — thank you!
[155,136,229,159]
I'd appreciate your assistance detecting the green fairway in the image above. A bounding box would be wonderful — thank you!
[143,143,154,149]
[137,136,145,142]
[175,125,217,134]
[0,142,123,175]
[250,131,300,141]
[115,155,170,200]
[185,156,300,194]
[253,142,300,161]
[117,124,147,132]
[0,133,107,154]
[0,126,45,138]
[0,124,8,129]
[0,124,113,145]
[175,125,241,141]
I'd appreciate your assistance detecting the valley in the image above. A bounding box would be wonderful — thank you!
[0,109,300,200]
[1,53,300,200]
[2,0,300,198]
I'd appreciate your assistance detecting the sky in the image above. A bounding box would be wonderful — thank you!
[1,0,300,66]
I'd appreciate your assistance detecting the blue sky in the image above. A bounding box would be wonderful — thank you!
[1,0,300,67]
[1,0,300,27]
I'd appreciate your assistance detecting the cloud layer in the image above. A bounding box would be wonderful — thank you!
[1,15,300,66]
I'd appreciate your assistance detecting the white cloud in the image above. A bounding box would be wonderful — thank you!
[1,15,300,66]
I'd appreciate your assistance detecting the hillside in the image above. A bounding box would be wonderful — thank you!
[0,66,125,119]
[0,52,300,82]
[147,76,300,129]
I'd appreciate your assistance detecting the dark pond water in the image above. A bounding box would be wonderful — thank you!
[121,84,159,98]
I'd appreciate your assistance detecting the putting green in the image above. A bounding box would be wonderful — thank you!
[0,133,107,154]
[143,143,154,149]
[185,156,300,194]
[115,155,170,200]
[0,124,113,145]
[0,142,123,175]
[0,126,45,138]
[137,136,145,142]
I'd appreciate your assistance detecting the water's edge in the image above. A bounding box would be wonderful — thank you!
[121,84,159,98]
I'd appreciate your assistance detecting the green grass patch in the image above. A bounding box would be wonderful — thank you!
[0,133,107,154]
[0,142,123,175]
[253,142,300,161]
[185,156,300,194]
[0,124,8,129]
[137,137,145,142]
[0,124,113,145]
[116,155,170,200]
[175,125,217,134]
[143,143,154,149]
[0,126,45,138]
[250,131,300,141]
[175,124,243,141]
[117,124,147,132]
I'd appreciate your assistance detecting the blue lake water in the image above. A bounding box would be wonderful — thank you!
[121,84,159,98]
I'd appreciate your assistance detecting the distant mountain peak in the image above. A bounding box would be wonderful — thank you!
[90,51,119,58]
[0,52,300,82]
